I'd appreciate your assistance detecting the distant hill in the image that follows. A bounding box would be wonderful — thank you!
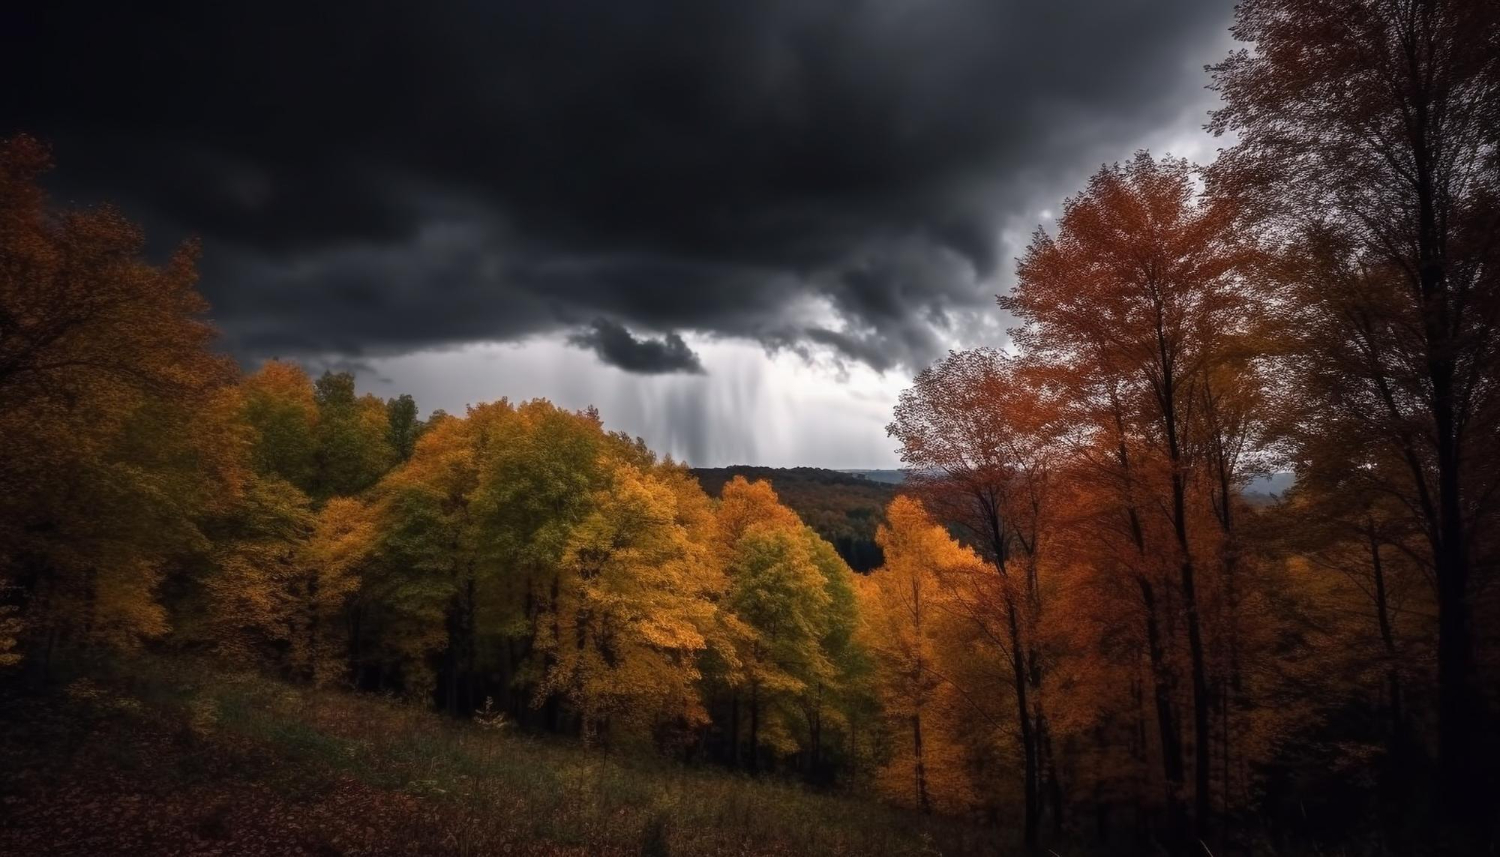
[1247,472,1295,495]
[691,467,897,571]
[693,467,1294,564]
[839,469,906,484]
[1244,472,1296,506]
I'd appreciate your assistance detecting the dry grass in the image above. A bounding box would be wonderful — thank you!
[0,657,995,856]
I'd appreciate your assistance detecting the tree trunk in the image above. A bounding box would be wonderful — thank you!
[1162,377,1213,837]
[445,591,462,717]
[1367,526,1404,749]
[1181,562,1211,838]
[982,494,1041,852]
[465,575,478,715]
[1119,430,1186,854]
[1041,715,1064,835]
[729,690,741,768]
[748,683,761,774]
[1140,577,1186,855]
[912,711,931,814]
[304,573,320,683]
[1007,598,1040,850]
[811,683,823,778]
[1410,57,1478,839]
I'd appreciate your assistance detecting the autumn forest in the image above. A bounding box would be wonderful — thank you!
[2,1,1498,855]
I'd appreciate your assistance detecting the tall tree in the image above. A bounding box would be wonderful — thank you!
[385,393,422,462]
[888,348,1061,848]
[202,473,315,667]
[294,496,376,682]
[723,523,833,771]
[797,528,872,783]
[371,406,491,713]
[313,370,396,499]
[862,496,983,813]
[474,401,609,722]
[1210,0,1500,833]
[241,361,320,492]
[0,136,239,673]
[1006,154,1256,839]
[711,478,848,772]
[535,460,722,743]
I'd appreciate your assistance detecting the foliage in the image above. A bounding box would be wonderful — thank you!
[694,467,894,571]
[0,136,240,669]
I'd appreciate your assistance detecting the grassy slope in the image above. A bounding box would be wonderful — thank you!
[0,657,991,856]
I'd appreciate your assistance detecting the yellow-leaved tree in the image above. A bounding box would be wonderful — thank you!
[862,496,985,813]
[536,460,723,744]
[291,497,377,682]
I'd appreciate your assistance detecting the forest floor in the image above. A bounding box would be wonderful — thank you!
[0,657,992,856]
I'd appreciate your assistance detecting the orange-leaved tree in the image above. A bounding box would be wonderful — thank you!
[1210,0,1500,832]
[0,136,239,674]
[1006,152,1259,841]
[888,347,1063,846]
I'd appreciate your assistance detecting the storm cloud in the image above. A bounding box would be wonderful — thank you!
[1,0,1234,375]
[569,319,705,375]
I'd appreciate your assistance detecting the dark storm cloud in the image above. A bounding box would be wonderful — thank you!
[568,319,705,375]
[0,0,1233,370]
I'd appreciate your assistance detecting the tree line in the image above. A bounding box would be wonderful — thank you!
[866,1,1498,852]
[0,144,878,771]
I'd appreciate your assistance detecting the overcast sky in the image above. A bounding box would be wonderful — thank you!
[2,0,1237,467]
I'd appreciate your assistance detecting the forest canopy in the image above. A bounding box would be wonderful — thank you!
[692,467,894,571]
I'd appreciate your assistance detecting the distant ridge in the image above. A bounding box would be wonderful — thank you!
[691,467,1295,565]
[1247,472,1295,495]
[839,469,906,484]
[690,466,896,572]
[844,468,1294,495]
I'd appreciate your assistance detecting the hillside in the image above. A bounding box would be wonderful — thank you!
[692,467,898,571]
[0,657,989,856]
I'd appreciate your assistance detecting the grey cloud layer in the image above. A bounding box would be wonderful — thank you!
[2,0,1232,373]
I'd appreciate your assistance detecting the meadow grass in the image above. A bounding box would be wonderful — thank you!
[17,656,998,856]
